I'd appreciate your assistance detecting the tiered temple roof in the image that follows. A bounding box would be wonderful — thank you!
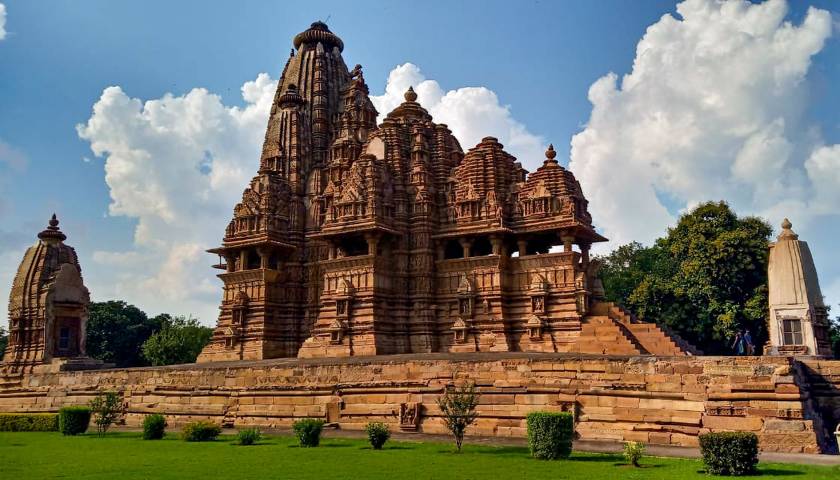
[198,22,692,361]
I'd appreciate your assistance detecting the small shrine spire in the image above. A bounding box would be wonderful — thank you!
[37,213,67,243]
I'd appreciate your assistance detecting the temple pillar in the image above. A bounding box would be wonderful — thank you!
[224,254,236,273]
[365,232,380,255]
[561,235,575,253]
[580,243,591,266]
[257,248,270,269]
[239,250,249,270]
[517,239,528,256]
[459,238,473,258]
[490,236,502,255]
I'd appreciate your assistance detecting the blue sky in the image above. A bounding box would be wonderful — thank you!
[0,0,838,324]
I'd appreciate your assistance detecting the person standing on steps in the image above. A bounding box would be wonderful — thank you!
[731,330,745,355]
[743,329,755,355]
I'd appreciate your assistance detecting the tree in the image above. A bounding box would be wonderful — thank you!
[436,383,479,452]
[0,326,7,356]
[141,316,212,366]
[86,301,165,367]
[829,306,840,360]
[598,202,772,354]
[89,391,122,436]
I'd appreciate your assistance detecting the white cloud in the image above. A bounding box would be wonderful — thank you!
[77,74,276,323]
[569,0,839,306]
[371,63,545,168]
[0,4,6,41]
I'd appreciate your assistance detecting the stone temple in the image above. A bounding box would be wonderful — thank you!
[198,21,693,361]
[3,216,102,372]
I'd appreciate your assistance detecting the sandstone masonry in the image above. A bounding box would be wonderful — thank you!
[2,353,839,454]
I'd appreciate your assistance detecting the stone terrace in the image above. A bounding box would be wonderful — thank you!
[1,353,839,454]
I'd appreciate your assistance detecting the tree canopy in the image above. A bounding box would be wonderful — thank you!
[598,201,772,354]
[141,316,213,366]
[86,301,168,367]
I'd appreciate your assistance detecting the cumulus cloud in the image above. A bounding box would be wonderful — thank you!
[0,4,6,41]
[77,74,276,322]
[371,63,545,167]
[570,0,839,305]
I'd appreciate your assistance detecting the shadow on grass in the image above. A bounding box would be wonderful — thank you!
[756,468,806,477]
[472,446,529,456]
[612,463,664,469]
[570,454,624,463]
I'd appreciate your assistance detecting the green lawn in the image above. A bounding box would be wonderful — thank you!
[0,432,837,479]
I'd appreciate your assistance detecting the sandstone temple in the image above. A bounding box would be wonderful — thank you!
[2,22,840,456]
[3,216,102,372]
[197,21,693,362]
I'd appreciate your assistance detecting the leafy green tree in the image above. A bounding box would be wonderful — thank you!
[0,326,7,356]
[828,306,840,360]
[141,316,212,366]
[86,301,165,367]
[598,202,771,354]
[436,383,479,452]
[89,391,122,436]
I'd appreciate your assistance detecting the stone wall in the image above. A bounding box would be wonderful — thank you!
[1,353,838,454]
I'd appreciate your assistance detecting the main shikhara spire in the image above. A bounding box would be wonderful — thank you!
[199,22,691,361]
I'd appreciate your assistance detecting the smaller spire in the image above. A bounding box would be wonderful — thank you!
[544,144,559,166]
[404,86,418,103]
[37,213,67,243]
[778,217,799,241]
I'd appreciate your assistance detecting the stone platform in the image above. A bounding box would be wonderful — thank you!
[1,353,839,454]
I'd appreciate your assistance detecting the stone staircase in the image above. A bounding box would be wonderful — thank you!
[574,314,647,355]
[579,301,700,356]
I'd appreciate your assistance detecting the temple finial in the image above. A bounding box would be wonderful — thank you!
[778,217,798,241]
[38,213,67,243]
[544,144,559,166]
[404,86,418,103]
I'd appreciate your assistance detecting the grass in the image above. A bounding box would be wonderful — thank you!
[0,432,838,479]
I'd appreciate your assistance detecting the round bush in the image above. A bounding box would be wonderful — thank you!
[526,411,574,460]
[58,406,91,436]
[292,418,325,447]
[181,421,221,442]
[236,428,262,446]
[142,414,167,440]
[365,422,391,450]
[699,431,759,476]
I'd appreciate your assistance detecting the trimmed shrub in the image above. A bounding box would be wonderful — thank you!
[365,422,391,450]
[292,418,325,447]
[0,413,59,432]
[623,441,646,467]
[236,428,262,446]
[58,406,91,436]
[699,431,759,476]
[526,411,574,460]
[181,421,221,442]
[142,414,167,440]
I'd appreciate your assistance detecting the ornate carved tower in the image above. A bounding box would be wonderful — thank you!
[199,22,355,361]
[4,216,97,371]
